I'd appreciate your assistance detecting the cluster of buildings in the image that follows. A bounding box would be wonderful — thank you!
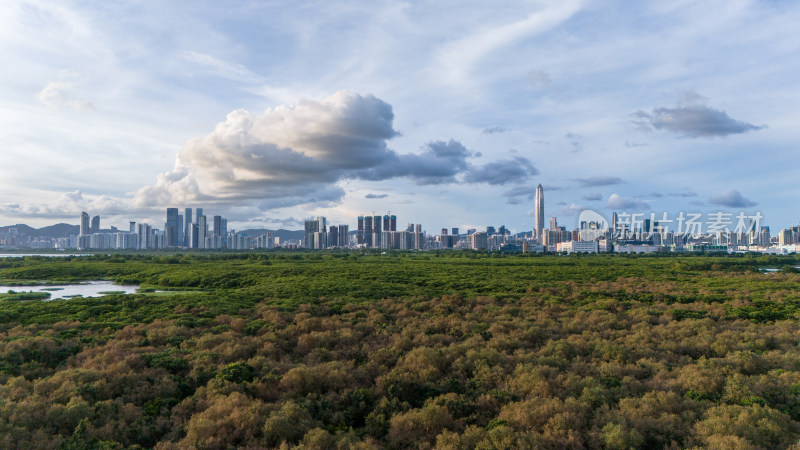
[70,208,283,251]
[354,214,423,250]
[304,217,349,249]
[529,184,800,255]
[3,184,800,254]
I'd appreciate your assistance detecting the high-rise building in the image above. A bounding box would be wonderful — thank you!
[373,215,382,248]
[80,212,90,236]
[91,215,100,234]
[189,224,200,249]
[779,229,795,246]
[383,215,390,232]
[184,208,193,246]
[195,208,203,224]
[759,226,771,247]
[137,223,151,250]
[390,215,397,232]
[469,232,488,250]
[338,225,349,247]
[129,221,136,233]
[363,216,373,247]
[221,219,227,247]
[611,212,619,235]
[304,217,326,249]
[177,215,184,247]
[166,208,179,247]
[197,215,207,249]
[329,225,339,248]
[213,216,223,236]
[357,216,365,245]
[534,184,544,240]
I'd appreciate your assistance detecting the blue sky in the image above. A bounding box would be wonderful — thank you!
[1,0,798,233]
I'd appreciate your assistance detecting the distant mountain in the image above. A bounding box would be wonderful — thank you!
[0,223,79,238]
[237,228,304,242]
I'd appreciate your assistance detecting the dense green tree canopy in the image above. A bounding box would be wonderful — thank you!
[1,252,800,448]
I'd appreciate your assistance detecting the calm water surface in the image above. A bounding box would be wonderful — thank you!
[0,253,89,258]
[0,281,139,300]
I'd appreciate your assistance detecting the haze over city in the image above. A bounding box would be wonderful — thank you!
[2,1,799,232]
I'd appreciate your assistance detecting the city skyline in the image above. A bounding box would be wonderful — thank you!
[5,183,800,252]
[2,1,800,231]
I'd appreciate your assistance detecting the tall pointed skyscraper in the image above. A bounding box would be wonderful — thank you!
[534,184,544,240]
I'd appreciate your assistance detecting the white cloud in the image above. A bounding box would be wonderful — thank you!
[182,51,264,84]
[435,1,582,85]
[606,194,649,211]
[35,80,94,110]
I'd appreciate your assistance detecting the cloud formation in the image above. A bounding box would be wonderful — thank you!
[632,93,763,138]
[355,139,474,185]
[182,51,264,83]
[436,2,582,85]
[135,91,533,211]
[708,189,757,208]
[365,193,388,199]
[556,203,585,217]
[463,157,538,185]
[135,91,400,208]
[35,81,94,111]
[482,126,507,134]
[583,192,602,201]
[574,176,624,187]
[0,190,130,219]
[606,194,649,210]
[668,189,698,198]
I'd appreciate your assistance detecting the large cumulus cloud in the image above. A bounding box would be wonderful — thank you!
[135,91,536,210]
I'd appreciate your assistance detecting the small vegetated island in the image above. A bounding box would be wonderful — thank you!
[1,252,800,449]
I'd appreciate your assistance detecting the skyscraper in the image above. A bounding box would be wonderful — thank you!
[213,216,222,236]
[91,215,100,234]
[177,214,183,247]
[184,208,192,246]
[534,184,544,240]
[357,216,365,245]
[137,223,151,250]
[189,224,199,249]
[373,215,382,248]
[165,208,179,247]
[338,224,349,247]
[304,217,326,249]
[329,225,339,248]
[197,215,207,249]
[364,216,373,247]
[611,212,618,235]
[80,212,90,235]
